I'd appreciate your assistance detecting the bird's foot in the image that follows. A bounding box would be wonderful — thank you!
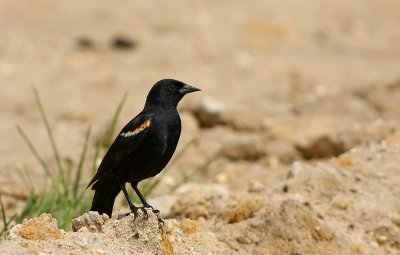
[140,205,164,230]
[143,204,160,215]
[117,208,138,220]
[123,205,140,221]
[137,206,151,220]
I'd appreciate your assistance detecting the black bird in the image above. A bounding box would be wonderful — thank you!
[87,79,200,223]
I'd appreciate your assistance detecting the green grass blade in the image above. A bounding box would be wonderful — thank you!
[16,125,53,180]
[0,195,17,238]
[73,126,91,197]
[0,196,7,229]
[32,86,64,181]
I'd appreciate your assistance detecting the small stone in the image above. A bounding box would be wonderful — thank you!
[236,236,252,244]
[180,218,200,235]
[287,161,303,178]
[72,211,104,232]
[370,241,379,248]
[376,235,388,245]
[77,237,88,248]
[296,136,345,159]
[214,173,227,184]
[164,220,175,234]
[224,199,264,223]
[111,35,137,50]
[102,213,110,221]
[192,97,225,128]
[247,180,264,193]
[337,158,353,168]
[186,205,209,219]
[331,195,353,210]
[88,211,99,217]
[76,36,95,49]
[353,244,362,253]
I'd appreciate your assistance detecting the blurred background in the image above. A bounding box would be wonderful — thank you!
[1,0,400,234]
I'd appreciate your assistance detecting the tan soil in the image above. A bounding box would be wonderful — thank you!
[1,0,400,254]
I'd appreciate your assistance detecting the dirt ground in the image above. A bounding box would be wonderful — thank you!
[1,0,400,254]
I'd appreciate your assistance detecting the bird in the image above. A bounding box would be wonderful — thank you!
[86,79,200,225]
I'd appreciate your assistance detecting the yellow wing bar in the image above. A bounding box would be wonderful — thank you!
[120,119,151,138]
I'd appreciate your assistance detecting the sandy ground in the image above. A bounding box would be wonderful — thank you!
[1,0,400,254]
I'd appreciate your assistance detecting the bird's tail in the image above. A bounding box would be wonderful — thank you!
[90,177,121,217]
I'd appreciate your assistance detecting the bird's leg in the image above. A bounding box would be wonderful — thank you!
[131,183,164,228]
[131,183,156,210]
[120,184,139,220]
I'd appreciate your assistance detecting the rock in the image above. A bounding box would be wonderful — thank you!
[236,236,252,244]
[179,218,201,235]
[221,136,267,161]
[376,235,388,245]
[76,36,96,49]
[247,180,265,193]
[223,199,264,223]
[72,211,105,232]
[101,213,110,222]
[296,135,345,159]
[265,139,300,164]
[330,195,354,210]
[7,213,62,241]
[185,204,209,220]
[214,172,228,184]
[77,237,88,248]
[110,35,137,50]
[164,220,175,234]
[191,97,225,128]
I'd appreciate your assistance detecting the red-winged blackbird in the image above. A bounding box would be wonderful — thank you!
[87,79,200,224]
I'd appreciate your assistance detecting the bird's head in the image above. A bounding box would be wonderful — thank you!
[145,79,201,109]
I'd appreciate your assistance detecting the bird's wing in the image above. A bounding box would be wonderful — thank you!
[86,113,153,189]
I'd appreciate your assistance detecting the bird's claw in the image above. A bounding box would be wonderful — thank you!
[137,207,151,220]
[157,216,165,231]
[140,206,164,230]
[123,205,163,230]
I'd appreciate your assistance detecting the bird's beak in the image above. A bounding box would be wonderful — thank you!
[179,84,201,95]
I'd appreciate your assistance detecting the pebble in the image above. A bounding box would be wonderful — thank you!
[111,35,137,50]
[102,213,110,222]
[247,180,264,193]
[287,161,303,178]
[164,220,175,234]
[192,97,225,128]
[376,235,388,245]
[77,237,88,248]
[236,236,252,244]
[214,173,227,184]
[88,211,99,217]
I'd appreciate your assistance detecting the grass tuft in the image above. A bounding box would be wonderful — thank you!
[0,88,126,238]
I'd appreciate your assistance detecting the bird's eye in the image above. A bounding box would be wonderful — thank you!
[169,84,177,91]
